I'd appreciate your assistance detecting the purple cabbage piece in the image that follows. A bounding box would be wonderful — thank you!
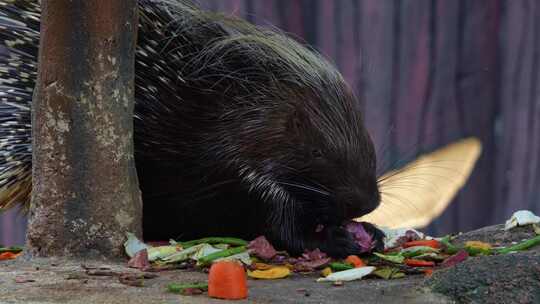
[393,230,422,248]
[127,248,150,270]
[293,249,331,272]
[344,221,375,253]
[248,236,277,260]
[301,248,327,260]
[441,250,469,268]
[294,257,331,272]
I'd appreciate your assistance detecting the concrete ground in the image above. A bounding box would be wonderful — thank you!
[1,224,539,303]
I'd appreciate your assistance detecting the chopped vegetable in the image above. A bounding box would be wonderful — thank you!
[505,210,540,230]
[329,262,354,272]
[294,249,331,272]
[124,232,149,258]
[402,240,440,249]
[381,228,424,249]
[464,241,492,256]
[127,249,150,270]
[161,243,207,264]
[198,246,247,266]
[181,237,248,248]
[168,282,208,295]
[147,245,182,261]
[440,250,468,268]
[192,244,225,261]
[248,266,290,279]
[252,263,272,270]
[317,266,376,282]
[414,253,447,261]
[465,241,492,250]
[372,267,405,279]
[374,252,405,264]
[344,221,375,252]
[321,267,332,277]
[404,259,435,267]
[497,235,540,254]
[345,255,365,268]
[0,246,23,254]
[401,246,439,258]
[533,223,540,235]
[423,269,434,277]
[0,251,20,260]
[439,236,459,254]
[215,251,252,265]
[208,261,248,300]
[247,236,277,260]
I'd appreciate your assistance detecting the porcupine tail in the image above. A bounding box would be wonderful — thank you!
[0,0,39,211]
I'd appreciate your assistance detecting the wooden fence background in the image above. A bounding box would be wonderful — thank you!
[2,0,539,245]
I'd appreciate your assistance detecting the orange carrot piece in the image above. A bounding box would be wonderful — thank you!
[208,261,248,300]
[404,259,435,267]
[345,255,365,268]
[402,240,441,249]
[0,252,20,260]
[423,269,434,277]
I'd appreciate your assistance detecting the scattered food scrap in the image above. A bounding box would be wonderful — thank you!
[208,261,248,300]
[247,266,290,279]
[344,221,376,252]
[0,251,21,260]
[168,282,209,295]
[344,255,365,268]
[0,246,23,260]
[317,266,376,282]
[505,210,540,230]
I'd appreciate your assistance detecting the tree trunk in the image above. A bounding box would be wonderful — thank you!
[26,1,141,258]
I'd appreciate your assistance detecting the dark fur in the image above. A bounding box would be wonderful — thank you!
[0,0,383,257]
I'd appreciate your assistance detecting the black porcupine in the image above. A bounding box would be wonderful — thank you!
[0,0,383,257]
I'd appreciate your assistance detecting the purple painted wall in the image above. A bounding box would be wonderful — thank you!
[1,0,539,244]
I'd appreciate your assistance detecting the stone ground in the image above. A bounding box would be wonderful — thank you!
[1,224,540,304]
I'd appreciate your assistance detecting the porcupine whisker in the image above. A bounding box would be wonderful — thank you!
[277,181,330,197]
[276,164,332,192]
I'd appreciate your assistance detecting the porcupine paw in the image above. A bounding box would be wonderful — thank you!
[317,225,364,258]
[360,221,386,252]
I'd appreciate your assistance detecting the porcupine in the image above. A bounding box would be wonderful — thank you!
[0,0,384,257]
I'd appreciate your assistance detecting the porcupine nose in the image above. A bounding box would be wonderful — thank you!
[337,182,380,218]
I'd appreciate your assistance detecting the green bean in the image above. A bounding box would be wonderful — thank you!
[180,237,248,248]
[0,246,23,254]
[198,246,247,266]
[497,235,540,254]
[329,262,354,272]
[440,236,459,255]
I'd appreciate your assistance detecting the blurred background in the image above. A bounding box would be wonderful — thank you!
[1,0,539,245]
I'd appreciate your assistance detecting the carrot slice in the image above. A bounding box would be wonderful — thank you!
[404,259,435,267]
[423,269,434,277]
[0,252,20,260]
[402,240,440,249]
[208,261,248,300]
[344,255,365,268]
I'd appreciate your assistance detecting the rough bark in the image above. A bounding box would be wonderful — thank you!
[26,1,141,258]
